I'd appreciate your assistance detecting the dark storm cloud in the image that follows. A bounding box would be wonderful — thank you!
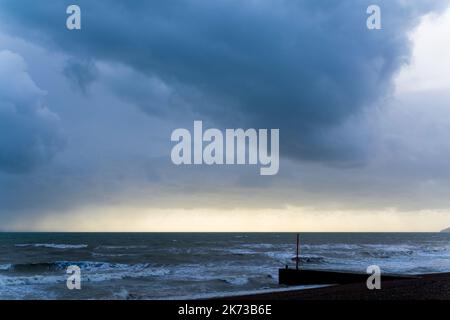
[1,0,445,166]
[63,58,98,94]
[0,50,64,174]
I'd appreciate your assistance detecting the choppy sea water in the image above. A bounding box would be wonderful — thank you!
[1,233,450,299]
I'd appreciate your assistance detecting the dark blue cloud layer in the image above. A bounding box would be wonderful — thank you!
[0,50,64,174]
[0,0,446,166]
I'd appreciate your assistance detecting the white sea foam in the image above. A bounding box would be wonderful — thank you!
[0,264,12,271]
[223,277,249,285]
[241,243,275,249]
[0,274,65,286]
[15,243,88,249]
[0,283,58,300]
[113,288,132,300]
[91,252,140,257]
[95,245,147,250]
[228,248,257,255]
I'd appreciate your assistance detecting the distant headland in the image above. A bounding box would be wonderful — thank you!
[440,228,450,233]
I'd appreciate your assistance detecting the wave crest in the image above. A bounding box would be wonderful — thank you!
[15,243,88,249]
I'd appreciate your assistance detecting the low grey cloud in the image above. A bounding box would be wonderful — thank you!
[1,0,446,166]
[0,50,64,174]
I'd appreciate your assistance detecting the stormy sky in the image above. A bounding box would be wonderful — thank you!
[1,0,450,231]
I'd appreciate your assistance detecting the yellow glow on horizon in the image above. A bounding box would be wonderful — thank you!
[7,206,450,232]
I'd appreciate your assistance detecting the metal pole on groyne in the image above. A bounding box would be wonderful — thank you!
[296,233,300,270]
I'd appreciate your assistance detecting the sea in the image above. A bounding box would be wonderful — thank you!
[1,232,450,300]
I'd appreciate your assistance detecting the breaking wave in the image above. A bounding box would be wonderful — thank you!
[0,264,13,271]
[15,243,88,249]
[5,261,154,272]
[0,261,170,287]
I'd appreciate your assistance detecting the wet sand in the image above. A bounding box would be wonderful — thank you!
[216,273,450,300]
